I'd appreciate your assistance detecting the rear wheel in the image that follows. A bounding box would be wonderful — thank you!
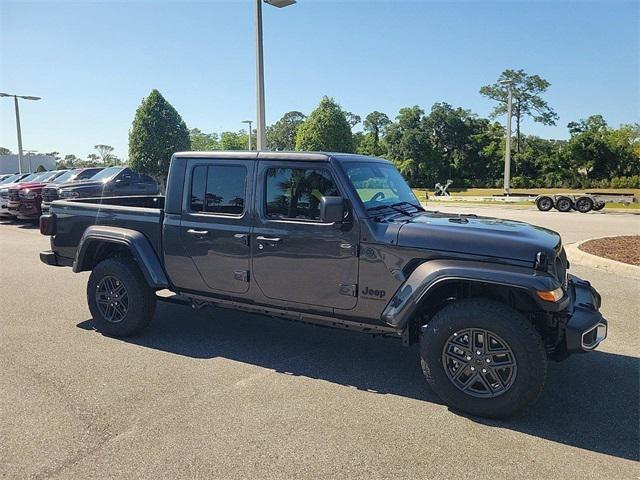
[420,299,547,418]
[554,196,573,212]
[87,257,156,337]
[535,196,554,211]
[575,196,594,213]
[593,201,605,211]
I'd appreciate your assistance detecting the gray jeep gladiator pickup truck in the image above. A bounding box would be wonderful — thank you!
[39,151,607,418]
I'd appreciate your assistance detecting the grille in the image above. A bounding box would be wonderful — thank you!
[0,190,8,199]
[8,189,19,202]
[41,188,59,203]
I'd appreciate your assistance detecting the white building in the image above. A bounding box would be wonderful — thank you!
[0,154,56,174]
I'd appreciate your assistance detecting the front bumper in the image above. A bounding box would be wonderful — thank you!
[563,276,607,353]
[15,200,40,219]
[0,201,13,217]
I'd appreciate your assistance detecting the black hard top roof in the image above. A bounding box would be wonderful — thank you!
[172,151,391,164]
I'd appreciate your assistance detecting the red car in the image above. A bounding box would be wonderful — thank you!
[7,170,70,220]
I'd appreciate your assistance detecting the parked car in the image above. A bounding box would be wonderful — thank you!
[40,151,607,419]
[55,166,158,202]
[41,167,104,213]
[0,173,15,182]
[7,170,70,220]
[0,172,40,218]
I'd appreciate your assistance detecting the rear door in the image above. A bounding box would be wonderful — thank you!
[251,161,359,310]
[179,159,253,294]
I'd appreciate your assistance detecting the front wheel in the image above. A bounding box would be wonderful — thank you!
[87,257,156,337]
[420,299,547,418]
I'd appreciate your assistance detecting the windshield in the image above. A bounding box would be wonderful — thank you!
[0,174,21,185]
[343,162,420,211]
[20,172,47,183]
[50,170,75,183]
[90,166,123,181]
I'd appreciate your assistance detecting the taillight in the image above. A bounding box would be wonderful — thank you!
[40,213,57,236]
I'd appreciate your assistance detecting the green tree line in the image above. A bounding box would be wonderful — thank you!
[41,70,637,189]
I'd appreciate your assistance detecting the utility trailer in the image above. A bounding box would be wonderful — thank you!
[535,192,636,213]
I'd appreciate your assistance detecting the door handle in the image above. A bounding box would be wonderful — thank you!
[233,233,249,245]
[187,228,209,237]
[256,236,281,243]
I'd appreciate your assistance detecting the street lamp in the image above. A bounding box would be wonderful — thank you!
[242,120,253,150]
[254,0,296,151]
[499,80,514,196]
[0,92,42,173]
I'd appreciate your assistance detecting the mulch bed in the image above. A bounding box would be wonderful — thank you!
[579,236,640,266]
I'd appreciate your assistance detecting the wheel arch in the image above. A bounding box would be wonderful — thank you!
[74,226,169,289]
[382,259,562,342]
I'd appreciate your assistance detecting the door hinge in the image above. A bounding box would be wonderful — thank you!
[234,270,250,282]
[339,284,357,297]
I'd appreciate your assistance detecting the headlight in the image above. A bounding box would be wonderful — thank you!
[20,189,36,200]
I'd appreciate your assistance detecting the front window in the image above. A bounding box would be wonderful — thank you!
[265,167,340,221]
[343,162,420,211]
[90,166,123,182]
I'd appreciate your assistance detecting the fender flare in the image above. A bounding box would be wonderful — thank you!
[381,259,563,329]
[73,225,169,289]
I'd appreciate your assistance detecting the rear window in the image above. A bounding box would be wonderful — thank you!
[190,165,246,215]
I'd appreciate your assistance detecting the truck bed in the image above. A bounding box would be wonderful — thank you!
[49,195,165,262]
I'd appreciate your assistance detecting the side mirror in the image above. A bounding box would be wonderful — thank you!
[320,196,345,223]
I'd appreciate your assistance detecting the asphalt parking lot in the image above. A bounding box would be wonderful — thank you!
[1,207,638,479]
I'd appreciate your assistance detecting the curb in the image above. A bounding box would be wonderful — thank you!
[565,237,640,278]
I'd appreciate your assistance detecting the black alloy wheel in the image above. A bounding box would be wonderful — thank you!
[95,275,129,323]
[442,328,517,398]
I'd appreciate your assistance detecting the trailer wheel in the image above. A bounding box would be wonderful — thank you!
[593,202,605,211]
[575,196,594,213]
[554,196,573,212]
[535,196,554,211]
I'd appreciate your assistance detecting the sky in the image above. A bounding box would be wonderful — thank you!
[0,0,638,160]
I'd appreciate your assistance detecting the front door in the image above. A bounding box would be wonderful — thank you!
[180,159,253,294]
[252,161,359,310]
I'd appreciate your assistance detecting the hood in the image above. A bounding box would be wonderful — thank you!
[12,181,48,191]
[57,180,111,196]
[46,178,96,190]
[396,211,561,263]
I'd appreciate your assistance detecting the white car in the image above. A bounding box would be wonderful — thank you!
[0,173,38,218]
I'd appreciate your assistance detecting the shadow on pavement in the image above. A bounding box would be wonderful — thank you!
[78,302,639,462]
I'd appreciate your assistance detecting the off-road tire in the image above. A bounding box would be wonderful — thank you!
[87,256,156,337]
[420,299,547,419]
[535,196,554,211]
[575,196,594,213]
[554,196,573,212]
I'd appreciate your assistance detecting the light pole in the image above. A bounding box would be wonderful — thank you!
[0,92,41,173]
[254,0,296,151]
[242,120,253,150]
[499,80,514,196]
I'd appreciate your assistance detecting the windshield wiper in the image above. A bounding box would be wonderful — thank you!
[391,201,425,212]
[366,201,424,218]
